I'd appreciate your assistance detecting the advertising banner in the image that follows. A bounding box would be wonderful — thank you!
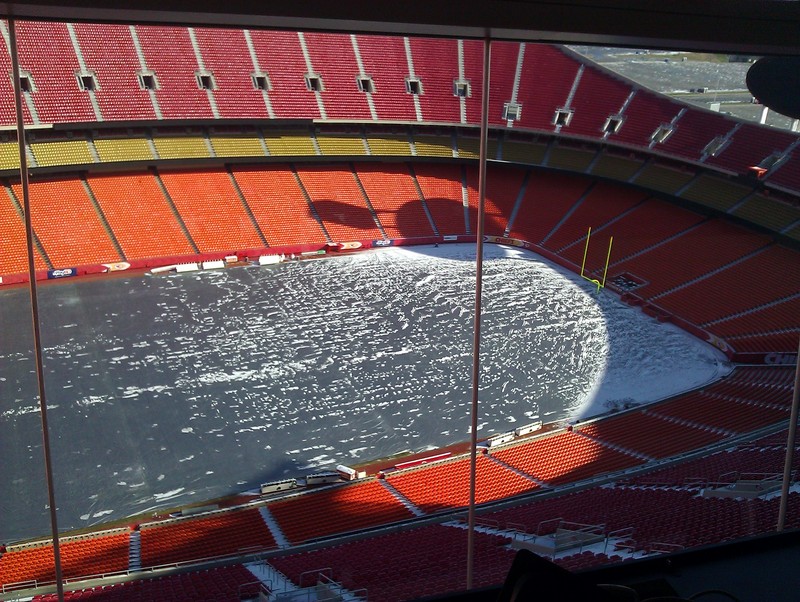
[102,262,131,272]
[47,268,77,279]
[484,235,525,247]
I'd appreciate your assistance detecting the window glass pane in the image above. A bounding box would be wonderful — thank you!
[0,18,797,602]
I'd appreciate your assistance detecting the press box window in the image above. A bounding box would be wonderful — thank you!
[603,115,624,134]
[651,123,675,144]
[356,76,374,93]
[453,80,470,98]
[137,72,157,90]
[553,108,574,127]
[305,74,323,92]
[14,71,34,93]
[405,77,422,95]
[195,72,216,90]
[503,102,521,121]
[703,136,730,157]
[77,73,97,91]
[757,152,784,171]
[251,73,271,91]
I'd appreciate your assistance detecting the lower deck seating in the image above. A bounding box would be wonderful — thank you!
[231,165,329,245]
[508,172,592,244]
[87,173,194,259]
[608,219,770,299]
[491,431,644,485]
[267,480,414,545]
[465,164,525,236]
[565,199,705,276]
[354,163,434,239]
[648,392,789,434]
[654,244,800,326]
[0,188,48,274]
[413,163,466,235]
[11,179,121,268]
[138,509,277,568]
[31,564,261,601]
[386,454,538,514]
[483,486,800,553]
[626,446,800,487]
[0,531,130,588]
[579,411,728,459]
[705,296,800,350]
[724,331,800,354]
[541,183,646,254]
[269,524,516,602]
[158,170,265,253]
[295,164,385,242]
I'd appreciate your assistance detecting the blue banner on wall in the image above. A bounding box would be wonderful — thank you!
[47,268,77,279]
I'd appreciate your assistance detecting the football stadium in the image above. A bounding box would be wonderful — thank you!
[1,2,800,601]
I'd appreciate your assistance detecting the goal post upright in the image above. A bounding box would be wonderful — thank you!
[601,235,614,289]
[580,226,613,293]
[580,226,592,279]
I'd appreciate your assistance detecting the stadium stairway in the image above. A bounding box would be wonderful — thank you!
[128,531,141,572]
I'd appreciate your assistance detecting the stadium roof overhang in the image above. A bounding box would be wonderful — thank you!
[2,0,799,55]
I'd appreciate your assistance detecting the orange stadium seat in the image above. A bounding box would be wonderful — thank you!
[157,169,265,254]
[11,179,120,267]
[87,173,194,260]
[387,454,538,514]
[267,480,414,545]
[295,164,384,242]
[138,509,277,568]
[231,165,329,246]
[354,163,434,239]
[0,188,48,274]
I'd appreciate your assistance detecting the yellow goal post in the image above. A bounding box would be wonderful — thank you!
[580,226,613,292]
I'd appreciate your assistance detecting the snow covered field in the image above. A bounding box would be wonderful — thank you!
[0,244,729,542]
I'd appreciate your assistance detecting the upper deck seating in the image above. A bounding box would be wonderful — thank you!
[72,23,157,120]
[134,25,214,119]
